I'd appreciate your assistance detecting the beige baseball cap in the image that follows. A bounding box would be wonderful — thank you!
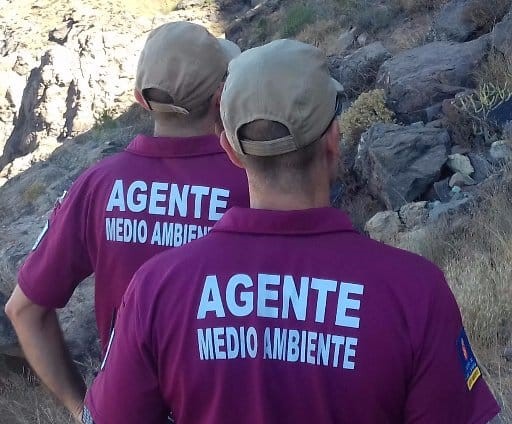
[136,21,241,114]
[221,39,343,156]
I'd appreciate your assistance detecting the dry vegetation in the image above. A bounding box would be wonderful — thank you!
[463,0,512,36]
[407,171,512,421]
[0,357,72,424]
[339,89,395,144]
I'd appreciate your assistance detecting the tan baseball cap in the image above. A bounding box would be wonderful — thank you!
[136,22,241,114]
[221,39,343,156]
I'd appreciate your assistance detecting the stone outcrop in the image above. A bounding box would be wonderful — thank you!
[329,42,391,99]
[355,122,450,210]
[376,39,488,123]
[0,0,226,186]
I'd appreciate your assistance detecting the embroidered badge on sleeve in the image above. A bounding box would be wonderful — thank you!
[82,406,95,424]
[456,328,481,390]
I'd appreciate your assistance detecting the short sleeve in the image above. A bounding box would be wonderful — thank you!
[404,271,500,423]
[17,172,94,308]
[85,269,168,424]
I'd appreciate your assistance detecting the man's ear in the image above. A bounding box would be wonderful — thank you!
[324,119,341,177]
[220,131,245,169]
[212,83,224,109]
[134,89,151,111]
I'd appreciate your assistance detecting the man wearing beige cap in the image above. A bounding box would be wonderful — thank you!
[5,21,248,422]
[82,39,499,423]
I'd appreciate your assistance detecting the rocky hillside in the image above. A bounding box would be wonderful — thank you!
[0,0,253,355]
[0,0,511,420]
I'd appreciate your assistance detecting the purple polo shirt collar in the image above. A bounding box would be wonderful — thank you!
[126,134,223,158]
[212,207,356,235]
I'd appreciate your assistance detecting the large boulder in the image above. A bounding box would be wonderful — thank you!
[355,122,450,210]
[0,6,181,183]
[365,211,403,243]
[376,39,488,123]
[329,42,392,99]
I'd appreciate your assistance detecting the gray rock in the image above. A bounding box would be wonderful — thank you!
[336,29,355,54]
[365,211,403,243]
[355,123,450,210]
[4,72,26,111]
[504,345,512,361]
[447,153,474,176]
[449,172,476,187]
[491,8,512,56]
[428,196,473,222]
[434,0,479,42]
[490,140,512,161]
[376,39,488,123]
[399,201,429,229]
[356,32,369,47]
[0,9,163,180]
[468,153,493,182]
[329,42,391,99]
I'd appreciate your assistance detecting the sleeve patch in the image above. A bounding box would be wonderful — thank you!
[31,220,49,251]
[457,328,481,390]
[82,406,95,424]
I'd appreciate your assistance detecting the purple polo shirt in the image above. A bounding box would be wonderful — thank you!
[18,135,249,350]
[86,207,499,424]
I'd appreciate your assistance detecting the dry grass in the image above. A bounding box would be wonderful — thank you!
[463,0,512,36]
[0,355,100,424]
[296,20,340,51]
[407,170,512,421]
[22,182,46,205]
[0,359,73,424]
[474,48,512,90]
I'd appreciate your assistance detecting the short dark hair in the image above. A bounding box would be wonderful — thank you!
[144,88,211,120]
[237,120,323,188]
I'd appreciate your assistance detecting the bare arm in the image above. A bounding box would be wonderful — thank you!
[5,284,86,422]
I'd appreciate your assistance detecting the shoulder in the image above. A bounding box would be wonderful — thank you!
[356,233,444,279]
[64,150,133,197]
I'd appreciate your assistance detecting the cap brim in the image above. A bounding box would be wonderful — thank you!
[218,38,241,61]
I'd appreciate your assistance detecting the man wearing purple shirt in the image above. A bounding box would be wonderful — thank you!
[84,39,500,423]
[5,22,248,422]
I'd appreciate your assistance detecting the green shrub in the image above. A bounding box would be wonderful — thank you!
[452,82,512,143]
[254,17,270,43]
[93,108,118,131]
[282,3,316,37]
[339,89,395,144]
